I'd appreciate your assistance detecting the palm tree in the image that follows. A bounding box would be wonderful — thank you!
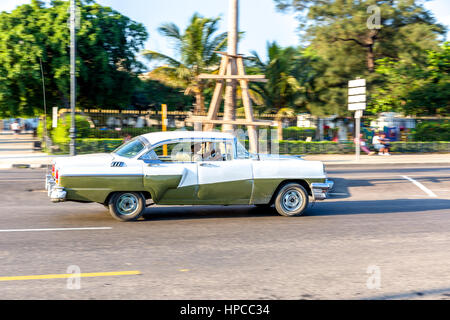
[249,42,307,113]
[275,107,296,140]
[142,14,227,113]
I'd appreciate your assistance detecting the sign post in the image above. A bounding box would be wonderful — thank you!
[348,78,366,161]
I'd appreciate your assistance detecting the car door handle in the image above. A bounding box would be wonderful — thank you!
[200,163,218,167]
[148,163,161,167]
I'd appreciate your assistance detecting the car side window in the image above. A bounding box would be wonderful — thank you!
[141,140,235,163]
[145,142,192,163]
[197,140,234,162]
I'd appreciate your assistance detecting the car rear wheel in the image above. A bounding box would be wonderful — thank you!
[108,192,145,222]
[274,183,309,217]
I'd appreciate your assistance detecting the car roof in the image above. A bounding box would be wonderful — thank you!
[141,130,236,145]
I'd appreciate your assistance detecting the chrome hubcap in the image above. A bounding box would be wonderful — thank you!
[281,189,303,212]
[116,193,139,216]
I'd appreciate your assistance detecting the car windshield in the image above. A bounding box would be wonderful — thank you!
[113,138,145,158]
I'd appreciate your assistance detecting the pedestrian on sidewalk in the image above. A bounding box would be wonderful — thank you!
[373,131,391,156]
[122,133,132,143]
[372,132,385,155]
[354,133,376,156]
[10,120,21,136]
[379,132,391,156]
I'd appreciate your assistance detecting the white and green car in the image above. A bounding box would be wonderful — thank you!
[46,131,333,221]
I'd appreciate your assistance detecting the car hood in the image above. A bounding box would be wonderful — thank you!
[54,153,114,166]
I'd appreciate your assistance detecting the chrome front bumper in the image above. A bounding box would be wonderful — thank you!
[311,179,334,201]
[45,174,67,202]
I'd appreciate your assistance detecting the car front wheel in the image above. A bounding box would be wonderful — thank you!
[108,192,146,222]
[274,183,309,217]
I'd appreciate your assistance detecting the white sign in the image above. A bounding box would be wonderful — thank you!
[349,87,366,95]
[348,95,366,103]
[348,79,366,88]
[52,107,58,128]
[349,103,367,111]
[348,78,366,110]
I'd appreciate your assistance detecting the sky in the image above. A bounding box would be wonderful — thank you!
[0,0,449,64]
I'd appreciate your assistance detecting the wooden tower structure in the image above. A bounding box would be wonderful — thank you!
[186,0,275,153]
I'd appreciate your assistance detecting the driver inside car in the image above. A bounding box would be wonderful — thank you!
[203,142,223,161]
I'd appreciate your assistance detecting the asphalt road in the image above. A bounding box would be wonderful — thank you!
[0,165,449,300]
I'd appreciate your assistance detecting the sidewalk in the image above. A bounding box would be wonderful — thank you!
[0,133,55,168]
[303,153,450,166]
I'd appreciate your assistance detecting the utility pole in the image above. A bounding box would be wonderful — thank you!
[69,0,76,156]
[222,0,238,133]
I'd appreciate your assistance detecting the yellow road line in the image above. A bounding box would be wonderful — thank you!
[0,270,141,282]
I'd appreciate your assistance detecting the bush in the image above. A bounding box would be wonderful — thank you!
[87,127,163,139]
[37,116,52,139]
[389,141,450,153]
[46,138,450,155]
[279,141,353,154]
[279,141,450,154]
[282,127,316,140]
[52,115,91,144]
[412,122,450,141]
[53,138,124,154]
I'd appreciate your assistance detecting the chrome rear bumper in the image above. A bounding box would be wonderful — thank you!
[311,179,334,200]
[46,174,66,202]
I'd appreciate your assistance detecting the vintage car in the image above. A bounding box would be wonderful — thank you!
[46,131,333,221]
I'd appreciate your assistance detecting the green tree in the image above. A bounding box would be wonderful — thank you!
[369,42,450,116]
[249,42,303,112]
[0,0,148,117]
[131,78,194,110]
[274,0,446,115]
[142,13,227,113]
[249,42,321,113]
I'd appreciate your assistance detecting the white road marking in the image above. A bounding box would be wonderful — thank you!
[401,175,438,198]
[0,227,112,233]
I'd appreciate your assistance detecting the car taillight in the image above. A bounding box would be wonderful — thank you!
[55,170,59,184]
[52,165,55,177]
